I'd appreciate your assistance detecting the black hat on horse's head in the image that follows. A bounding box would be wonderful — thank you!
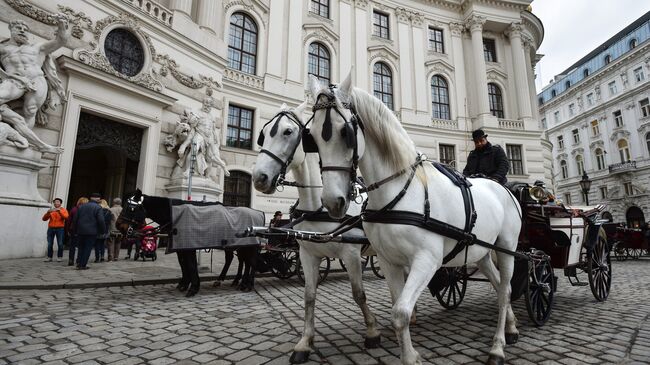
[472,129,488,142]
[89,192,101,199]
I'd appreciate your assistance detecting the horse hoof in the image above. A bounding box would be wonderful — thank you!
[505,332,519,345]
[364,335,381,349]
[485,355,504,365]
[289,351,310,364]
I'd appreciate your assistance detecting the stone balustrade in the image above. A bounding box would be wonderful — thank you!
[609,160,637,174]
[122,0,173,27]
[224,68,264,89]
[431,118,458,130]
[498,118,524,130]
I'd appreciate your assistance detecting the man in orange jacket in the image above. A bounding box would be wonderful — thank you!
[42,198,69,262]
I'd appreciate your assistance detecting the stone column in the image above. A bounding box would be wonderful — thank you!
[354,1,369,87]
[197,0,218,34]
[506,23,533,123]
[170,0,192,17]
[467,15,491,120]
[450,22,467,122]
[396,8,413,112]
[411,13,427,113]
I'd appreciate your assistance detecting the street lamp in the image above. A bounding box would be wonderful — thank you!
[579,172,592,205]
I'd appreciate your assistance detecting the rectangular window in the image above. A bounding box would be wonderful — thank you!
[439,144,456,167]
[624,182,633,196]
[428,27,444,53]
[483,38,497,62]
[613,110,623,127]
[641,98,650,118]
[564,193,572,205]
[600,186,608,199]
[554,111,560,123]
[557,135,564,149]
[373,11,390,39]
[608,81,617,95]
[591,120,600,136]
[587,93,594,106]
[310,0,329,18]
[227,105,254,150]
[572,129,580,144]
[506,144,523,175]
[634,67,645,83]
[568,103,575,117]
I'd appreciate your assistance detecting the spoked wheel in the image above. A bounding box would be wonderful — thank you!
[628,248,642,260]
[525,253,555,327]
[297,257,331,284]
[430,267,468,310]
[613,244,628,261]
[588,228,612,302]
[370,256,384,279]
[339,256,369,272]
[270,250,298,279]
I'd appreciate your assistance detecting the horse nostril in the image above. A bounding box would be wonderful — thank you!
[337,197,345,210]
[259,174,268,183]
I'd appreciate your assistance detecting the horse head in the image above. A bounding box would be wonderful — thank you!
[252,100,309,194]
[307,70,366,218]
[116,189,147,237]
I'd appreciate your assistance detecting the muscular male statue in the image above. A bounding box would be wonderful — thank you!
[0,17,70,153]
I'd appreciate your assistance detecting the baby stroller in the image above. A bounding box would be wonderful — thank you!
[138,225,158,261]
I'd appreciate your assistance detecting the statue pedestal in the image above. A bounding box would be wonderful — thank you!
[0,146,51,259]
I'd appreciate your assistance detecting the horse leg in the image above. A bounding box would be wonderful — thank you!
[290,249,320,364]
[240,248,255,292]
[403,267,417,325]
[214,249,234,287]
[233,251,244,288]
[476,255,519,345]
[341,252,381,348]
[486,250,516,365]
[388,253,437,365]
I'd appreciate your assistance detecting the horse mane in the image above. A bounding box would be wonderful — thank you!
[346,87,418,173]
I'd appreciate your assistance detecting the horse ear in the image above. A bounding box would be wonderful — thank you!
[308,75,324,101]
[294,99,309,119]
[339,67,354,98]
[280,103,288,110]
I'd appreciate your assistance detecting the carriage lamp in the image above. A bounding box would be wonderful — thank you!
[579,173,592,205]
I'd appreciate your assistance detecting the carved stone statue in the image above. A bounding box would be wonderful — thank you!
[165,97,229,183]
[0,17,70,154]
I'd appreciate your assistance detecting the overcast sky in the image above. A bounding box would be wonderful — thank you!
[531,0,650,93]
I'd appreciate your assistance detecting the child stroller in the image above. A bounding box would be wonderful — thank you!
[138,225,158,261]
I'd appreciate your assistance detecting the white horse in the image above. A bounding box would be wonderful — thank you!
[252,101,381,363]
[306,73,522,365]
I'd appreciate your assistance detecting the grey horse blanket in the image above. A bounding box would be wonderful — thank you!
[169,201,264,251]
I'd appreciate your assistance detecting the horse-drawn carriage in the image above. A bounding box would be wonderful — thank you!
[607,224,648,261]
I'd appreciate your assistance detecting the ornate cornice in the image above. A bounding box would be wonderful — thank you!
[466,15,486,33]
[73,13,162,92]
[155,54,221,95]
[5,0,91,39]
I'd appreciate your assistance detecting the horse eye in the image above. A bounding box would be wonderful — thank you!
[283,129,293,136]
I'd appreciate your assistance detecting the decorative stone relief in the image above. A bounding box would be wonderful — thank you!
[156,54,221,95]
[589,140,604,150]
[225,0,255,12]
[5,0,90,39]
[466,15,486,33]
[354,0,369,9]
[625,101,636,110]
[570,147,584,156]
[411,13,424,27]
[505,22,523,38]
[620,71,629,89]
[449,22,465,36]
[594,85,601,101]
[610,129,631,142]
[74,13,162,92]
[556,152,568,161]
[395,8,410,23]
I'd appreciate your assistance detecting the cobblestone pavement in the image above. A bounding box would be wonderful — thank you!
[0,260,649,364]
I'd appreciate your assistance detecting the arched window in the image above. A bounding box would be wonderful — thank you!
[601,211,613,222]
[565,80,571,89]
[617,139,631,163]
[560,160,568,179]
[308,42,330,84]
[223,171,251,207]
[373,62,393,110]
[551,89,557,97]
[583,68,590,78]
[630,38,637,50]
[228,12,257,74]
[431,75,450,120]
[576,155,584,175]
[595,148,605,170]
[604,54,611,64]
[646,132,650,155]
[488,83,504,118]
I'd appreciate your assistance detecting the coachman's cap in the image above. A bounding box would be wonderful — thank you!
[472,129,488,141]
[90,192,102,198]
[274,211,282,216]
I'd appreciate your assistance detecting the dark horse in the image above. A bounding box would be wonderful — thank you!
[116,190,261,295]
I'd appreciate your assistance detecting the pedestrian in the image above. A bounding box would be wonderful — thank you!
[42,198,69,262]
[107,198,123,261]
[72,193,106,270]
[270,211,283,227]
[462,129,510,184]
[94,199,112,263]
[65,197,88,266]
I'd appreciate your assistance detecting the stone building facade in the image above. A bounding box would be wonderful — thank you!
[538,11,650,227]
[1,0,545,223]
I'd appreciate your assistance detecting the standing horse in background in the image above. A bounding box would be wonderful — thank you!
[252,101,381,363]
[306,73,522,365]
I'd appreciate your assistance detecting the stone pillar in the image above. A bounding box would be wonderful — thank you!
[286,0,303,83]
[354,1,369,87]
[506,23,533,123]
[397,8,413,112]
[450,22,467,122]
[266,0,285,78]
[411,14,427,113]
[197,0,218,34]
[524,38,541,125]
[170,0,193,17]
[467,15,492,122]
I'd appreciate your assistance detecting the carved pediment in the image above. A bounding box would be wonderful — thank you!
[368,45,399,64]
[590,140,605,150]
[425,58,455,80]
[610,129,631,142]
[556,152,568,161]
[486,67,508,82]
[570,147,584,156]
[638,122,650,134]
[303,23,339,45]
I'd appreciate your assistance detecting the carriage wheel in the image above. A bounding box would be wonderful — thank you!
[628,248,642,260]
[339,256,369,272]
[270,250,298,279]
[431,267,468,310]
[370,256,384,279]
[525,256,555,326]
[588,229,611,302]
[613,244,628,261]
[297,257,331,285]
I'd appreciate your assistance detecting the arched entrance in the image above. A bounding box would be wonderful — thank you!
[626,206,645,228]
[67,112,143,209]
[601,211,613,222]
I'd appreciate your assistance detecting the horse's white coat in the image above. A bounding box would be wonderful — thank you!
[307,73,522,364]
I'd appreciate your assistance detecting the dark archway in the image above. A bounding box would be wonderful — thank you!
[626,206,645,228]
[67,112,142,210]
[601,211,613,222]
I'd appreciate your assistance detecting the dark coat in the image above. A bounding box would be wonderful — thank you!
[462,142,510,184]
[72,201,107,236]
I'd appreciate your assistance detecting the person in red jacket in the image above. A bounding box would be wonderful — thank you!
[42,198,69,262]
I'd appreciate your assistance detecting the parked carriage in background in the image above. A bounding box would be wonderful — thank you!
[427,181,611,326]
[610,225,649,261]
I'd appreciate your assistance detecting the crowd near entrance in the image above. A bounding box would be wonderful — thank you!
[67,112,143,209]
